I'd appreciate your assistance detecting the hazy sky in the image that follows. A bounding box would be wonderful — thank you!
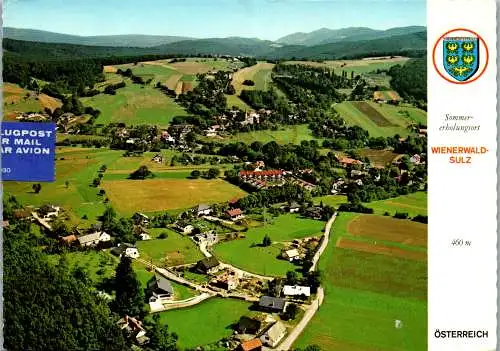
[4,0,426,40]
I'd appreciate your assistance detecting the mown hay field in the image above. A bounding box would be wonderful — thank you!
[295,212,427,351]
[101,178,247,214]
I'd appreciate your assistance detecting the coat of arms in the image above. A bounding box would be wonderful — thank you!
[443,37,479,82]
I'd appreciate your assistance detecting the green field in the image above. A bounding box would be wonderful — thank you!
[313,195,348,208]
[135,229,203,267]
[3,83,62,120]
[216,124,321,145]
[214,214,325,276]
[295,212,427,351]
[4,147,124,225]
[284,58,408,75]
[334,101,426,138]
[81,79,187,127]
[226,94,252,110]
[366,192,427,217]
[157,298,252,350]
[232,62,275,94]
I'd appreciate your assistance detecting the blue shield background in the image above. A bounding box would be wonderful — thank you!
[443,37,479,81]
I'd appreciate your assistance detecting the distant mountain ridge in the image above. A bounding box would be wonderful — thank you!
[3,27,195,48]
[276,26,426,46]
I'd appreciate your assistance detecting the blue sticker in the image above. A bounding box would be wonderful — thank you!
[1,122,56,182]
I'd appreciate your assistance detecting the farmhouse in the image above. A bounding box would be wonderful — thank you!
[338,157,363,167]
[196,256,221,274]
[193,230,218,246]
[111,243,140,259]
[59,234,78,246]
[194,204,212,216]
[282,285,311,298]
[239,339,263,351]
[116,315,149,346]
[37,204,60,220]
[148,273,174,302]
[176,223,195,235]
[132,212,149,225]
[259,321,287,347]
[282,249,300,262]
[258,296,286,313]
[77,232,101,247]
[227,208,244,221]
[410,154,421,164]
[211,271,239,291]
[288,201,300,213]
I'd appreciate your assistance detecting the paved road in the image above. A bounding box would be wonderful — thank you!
[309,212,337,272]
[275,287,325,351]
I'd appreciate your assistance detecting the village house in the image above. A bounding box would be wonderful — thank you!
[259,321,287,347]
[281,248,300,262]
[239,339,263,351]
[288,201,300,213]
[99,231,111,242]
[111,243,140,259]
[196,256,221,275]
[116,315,149,346]
[226,208,244,221]
[194,204,212,217]
[151,153,163,163]
[134,226,151,240]
[258,296,287,313]
[410,154,421,164]
[331,178,346,194]
[160,130,175,143]
[211,271,239,291]
[176,222,195,235]
[132,212,149,226]
[282,285,311,298]
[148,273,174,302]
[338,156,363,167]
[193,230,218,246]
[77,232,101,247]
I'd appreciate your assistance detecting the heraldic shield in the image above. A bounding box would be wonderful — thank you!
[443,37,480,81]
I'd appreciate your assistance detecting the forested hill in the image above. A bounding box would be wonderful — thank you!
[4,30,426,61]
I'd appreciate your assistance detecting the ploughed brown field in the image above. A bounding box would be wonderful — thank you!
[336,237,427,261]
[351,101,395,127]
[347,214,427,247]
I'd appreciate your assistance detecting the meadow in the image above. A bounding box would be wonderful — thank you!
[135,228,204,267]
[81,79,187,127]
[283,57,409,75]
[232,62,275,94]
[101,178,247,215]
[214,214,325,276]
[157,298,252,350]
[3,83,62,120]
[366,192,428,217]
[295,212,427,351]
[334,101,426,137]
[215,124,321,145]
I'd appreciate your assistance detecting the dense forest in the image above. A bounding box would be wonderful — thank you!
[388,58,427,105]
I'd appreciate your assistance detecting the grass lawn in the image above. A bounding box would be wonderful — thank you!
[135,229,203,267]
[284,57,409,75]
[216,124,321,145]
[81,79,187,127]
[102,178,246,215]
[226,94,252,110]
[294,212,427,351]
[365,192,427,217]
[313,195,348,209]
[157,298,252,350]
[214,214,324,276]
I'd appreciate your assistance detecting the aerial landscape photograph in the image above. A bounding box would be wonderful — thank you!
[2,0,427,350]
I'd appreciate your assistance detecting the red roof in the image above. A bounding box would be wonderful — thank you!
[239,170,285,177]
[227,208,243,217]
[241,338,262,351]
[339,157,363,165]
